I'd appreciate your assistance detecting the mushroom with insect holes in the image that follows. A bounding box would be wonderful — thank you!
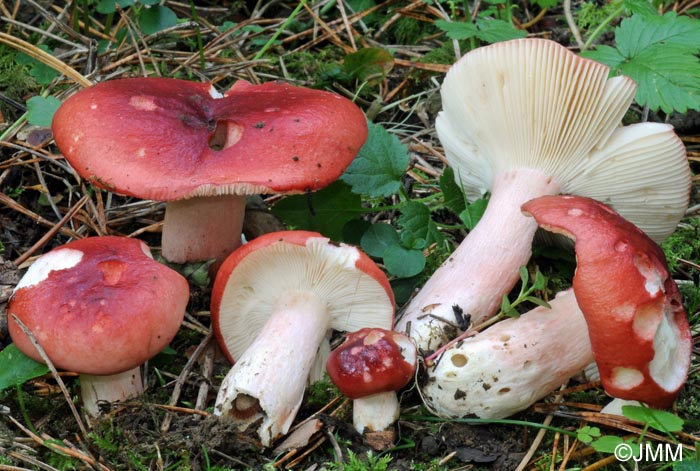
[7,236,189,416]
[326,327,417,445]
[211,231,395,446]
[52,78,368,266]
[395,38,691,354]
[522,195,692,407]
[421,289,593,419]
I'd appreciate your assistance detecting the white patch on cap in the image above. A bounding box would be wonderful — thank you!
[14,248,83,291]
[129,95,160,111]
[634,254,664,297]
[209,85,224,99]
[610,366,644,390]
[90,103,97,110]
[137,147,147,158]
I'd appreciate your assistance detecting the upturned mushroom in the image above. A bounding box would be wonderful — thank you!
[8,237,189,415]
[211,231,394,446]
[395,38,691,353]
[421,289,593,418]
[326,327,417,443]
[52,78,367,265]
[522,195,692,407]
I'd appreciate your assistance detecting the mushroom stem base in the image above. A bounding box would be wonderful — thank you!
[353,392,400,435]
[80,368,144,416]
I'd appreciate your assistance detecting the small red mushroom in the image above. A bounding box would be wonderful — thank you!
[326,327,417,444]
[522,195,692,407]
[8,236,189,415]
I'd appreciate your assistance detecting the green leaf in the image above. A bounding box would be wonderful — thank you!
[582,13,700,113]
[0,344,49,391]
[138,5,179,35]
[398,201,444,246]
[342,219,371,246]
[340,121,409,198]
[434,19,479,40]
[342,48,394,83]
[622,405,684,432]
[474,18,528,43]
[576,426,602,444]
[15,46,60,86]
[383,245,426,278]
[26,96,61,127]
[361,223,400,258]
[272,181,361,241]
[439,167,466,215]
[96,0,134,14]
[590,435,627,454]
[458,198,488,230]
[524,296,551,309]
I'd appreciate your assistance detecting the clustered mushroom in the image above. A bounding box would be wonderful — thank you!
[210,231,395,446]
[395,38,690,354]
[8,237,189,415]
[52,78,367,267]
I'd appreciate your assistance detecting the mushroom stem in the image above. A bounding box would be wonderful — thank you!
[80,368,144,416]
[395,168,560,352]
[162,194,246,265]
[422,289,593,419]
[214,291,329,446]
[353,391,400,434]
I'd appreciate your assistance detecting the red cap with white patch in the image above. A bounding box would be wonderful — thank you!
[522,195,692,407]
[326,327,417,400]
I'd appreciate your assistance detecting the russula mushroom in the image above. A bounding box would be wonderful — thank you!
[395,38,691,353]
[522,195,692,407]
[326,327,417,441]
[52,78,367,265]
[422,289,593,418]
[7,236,189,415]
[211,231,394,446]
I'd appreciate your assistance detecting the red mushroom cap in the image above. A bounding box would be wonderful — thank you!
[52,78,368,201]
[8,236,189,375]
[522,195,692,407]
[326,328,417,399]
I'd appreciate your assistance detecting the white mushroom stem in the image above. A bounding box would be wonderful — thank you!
[395,168,560,352]
[162,194,246,264]
[422,289,593,419]
[353,392,400,434]
[214,291,329,447]
[80,368,144,416]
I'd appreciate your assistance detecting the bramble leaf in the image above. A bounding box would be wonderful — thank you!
[434,18,526,43]
[582,13,700,113]
[341,121,409,198]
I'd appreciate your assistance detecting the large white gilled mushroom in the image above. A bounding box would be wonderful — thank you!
[422,289,593,418]
[210,231,394,446]
[395,38,691,353]
[522,195,692,407]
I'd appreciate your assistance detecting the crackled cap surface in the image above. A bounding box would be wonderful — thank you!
[211,231,394,365]
[522,195,692,407]
[326,328,417,399]
[8,236,189,375]
[52,78,368,201]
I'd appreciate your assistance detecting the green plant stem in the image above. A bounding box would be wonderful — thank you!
[15,385,38,435]
[582,5,624,51]
[189,0,206,70]
[253,0,307,61]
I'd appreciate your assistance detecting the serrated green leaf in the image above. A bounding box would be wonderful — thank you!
[583,13,700,113]
[361,223,400,258]
[622,0,659,17]
[15,45,60,86]
[622,405,684,432]
[434,19,479,40]
[138,5,178,35]
[272,181,361,241]
[398,201,444,246]
[0,344,49,391]
[474,18,527,43]
[340,121,409,198]
[342,48,393,83]
[458,198,488,230]
[383,245,426,278]
[26,96,62,127]
[439,167,467,214]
